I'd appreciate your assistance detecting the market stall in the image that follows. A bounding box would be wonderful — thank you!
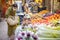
[14,11,60,40]
[0,0,60,40]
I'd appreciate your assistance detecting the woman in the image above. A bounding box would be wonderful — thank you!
[5,4,19,40]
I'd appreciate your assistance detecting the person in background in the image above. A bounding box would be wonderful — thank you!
[5,4,19,40]
[38,1,46,12]
[15,0,25,24]
[30,2,38,13]
[24,3,33,20]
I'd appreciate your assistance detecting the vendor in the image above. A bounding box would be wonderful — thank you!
[15,0,25,24]
[5,4,19,40]
[37,0,46,12]
[24,3,32,15]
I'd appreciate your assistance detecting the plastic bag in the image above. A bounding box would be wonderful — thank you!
[7,16,19,25]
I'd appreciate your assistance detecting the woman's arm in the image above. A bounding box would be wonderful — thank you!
[7,16,19,25]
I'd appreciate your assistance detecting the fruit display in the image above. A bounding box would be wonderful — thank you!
[38,10,49,16]
[15,10,60,40]
[30,10,49,24]
[15,21,60,40]
[31,18,49,25]
[44,13,60,21]
[30,10,50,24]
[15,23,60,40]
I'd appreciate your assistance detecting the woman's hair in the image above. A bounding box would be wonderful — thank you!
[12,4,18,8]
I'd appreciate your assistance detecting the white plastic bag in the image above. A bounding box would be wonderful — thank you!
[7,16,19,25]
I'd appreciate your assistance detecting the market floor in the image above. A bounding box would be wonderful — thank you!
[0,20,8,40]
